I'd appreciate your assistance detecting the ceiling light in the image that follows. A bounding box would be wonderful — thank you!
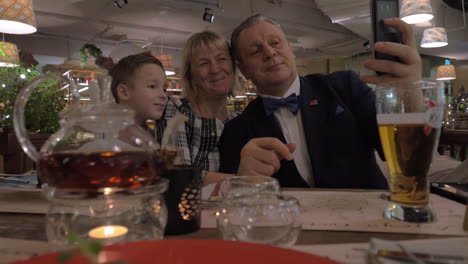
[400,0,434,24]
[421,27,448,48]
[114,0,128,8]
[0,42,20,67]
[436,65,456,80]
[203,8,214,23]
[0,0,37,34]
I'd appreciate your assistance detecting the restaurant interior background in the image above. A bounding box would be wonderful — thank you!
[0,0,467,174]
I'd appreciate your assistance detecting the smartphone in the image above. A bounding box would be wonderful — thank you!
[371,0,401,75]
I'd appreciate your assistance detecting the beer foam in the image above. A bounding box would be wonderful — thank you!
[377,113,426,125]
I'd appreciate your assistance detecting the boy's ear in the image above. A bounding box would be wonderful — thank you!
[117,84,131,102]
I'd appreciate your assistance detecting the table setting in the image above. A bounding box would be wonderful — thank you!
[1,177,467,264]
[0,76,467,264]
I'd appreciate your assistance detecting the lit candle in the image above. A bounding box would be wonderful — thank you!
[88,225,128,239]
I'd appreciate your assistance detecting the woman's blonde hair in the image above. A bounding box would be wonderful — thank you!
[181,30,240,102]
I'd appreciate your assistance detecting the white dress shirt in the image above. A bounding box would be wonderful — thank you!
[259,76,314,186]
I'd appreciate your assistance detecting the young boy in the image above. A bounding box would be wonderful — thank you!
[109,51,168,134]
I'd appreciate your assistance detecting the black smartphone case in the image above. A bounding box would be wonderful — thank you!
[371,0,401,75]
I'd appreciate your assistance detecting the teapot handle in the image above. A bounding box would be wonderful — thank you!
[13,73,80,162]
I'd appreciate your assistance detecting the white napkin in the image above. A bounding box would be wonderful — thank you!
[368,237,468,264]
[439,159,468,183]
[201,183,216,201]
[375,151,463,183]
[293,237,468,264]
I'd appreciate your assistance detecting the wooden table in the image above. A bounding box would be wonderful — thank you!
[0,188,460,245]
[0,212,448,245]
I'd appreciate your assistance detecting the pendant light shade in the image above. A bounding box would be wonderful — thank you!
[400,0,434,24]
[0,0,37,34]
[0,41,19,67]
[436,65,456,80]
[421,27,448,48]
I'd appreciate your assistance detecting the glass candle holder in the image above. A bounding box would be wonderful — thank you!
[163,165,202,235]
[216,192,302,247]
[44,178,168,249]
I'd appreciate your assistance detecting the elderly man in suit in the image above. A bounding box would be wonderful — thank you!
[218,14,422,189]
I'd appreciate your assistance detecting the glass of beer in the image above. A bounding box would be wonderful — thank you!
[375,80,444,222]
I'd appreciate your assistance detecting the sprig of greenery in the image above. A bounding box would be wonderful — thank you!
[58,232,126,264]
[80,44,103,67]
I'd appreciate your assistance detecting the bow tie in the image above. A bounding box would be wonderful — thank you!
[262,93,299,116]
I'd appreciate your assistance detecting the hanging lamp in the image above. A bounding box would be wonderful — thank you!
[0,0,37,34]
[0,41,19,67]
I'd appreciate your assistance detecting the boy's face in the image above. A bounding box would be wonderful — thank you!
[118,63,168,123]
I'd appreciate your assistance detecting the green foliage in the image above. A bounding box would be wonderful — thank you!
[0,65,67,133]
[59,232,127,264]
[80,43,102,67]
[58,252,75,263]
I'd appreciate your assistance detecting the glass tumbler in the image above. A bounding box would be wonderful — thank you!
[218,176,281,200]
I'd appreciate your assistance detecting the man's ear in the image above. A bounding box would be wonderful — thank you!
[237,61,251,80]
[117,84,131,102]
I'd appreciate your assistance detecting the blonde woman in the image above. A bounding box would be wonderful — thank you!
[156,30,238,185]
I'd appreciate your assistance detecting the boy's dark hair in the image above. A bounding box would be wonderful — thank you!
[109,51,165,103]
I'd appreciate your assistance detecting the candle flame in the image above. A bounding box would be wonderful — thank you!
[104,226,115,236]
[88,225,128,239]
[104,188,112,195]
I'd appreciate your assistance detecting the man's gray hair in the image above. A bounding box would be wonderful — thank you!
[230,14,283,62]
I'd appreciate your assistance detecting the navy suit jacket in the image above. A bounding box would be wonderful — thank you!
[219,71,388,189]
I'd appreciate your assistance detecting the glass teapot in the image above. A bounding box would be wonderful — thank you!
[13,74,166,190]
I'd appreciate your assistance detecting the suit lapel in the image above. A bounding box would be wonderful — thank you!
[299,76,330,186]
[248,97,307,187]
[250,98,287,143]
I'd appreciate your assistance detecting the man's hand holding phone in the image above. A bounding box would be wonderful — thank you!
[361,0,422,85]
[361,18,422,85]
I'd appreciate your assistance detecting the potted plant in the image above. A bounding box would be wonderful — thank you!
[0,65,67,173]
[80,43,102,67]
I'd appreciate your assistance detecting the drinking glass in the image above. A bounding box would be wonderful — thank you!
[375,80,444,222]
[218,176,280,200]
[216,192,302,247]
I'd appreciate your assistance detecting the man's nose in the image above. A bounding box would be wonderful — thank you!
[263,45,277,59]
